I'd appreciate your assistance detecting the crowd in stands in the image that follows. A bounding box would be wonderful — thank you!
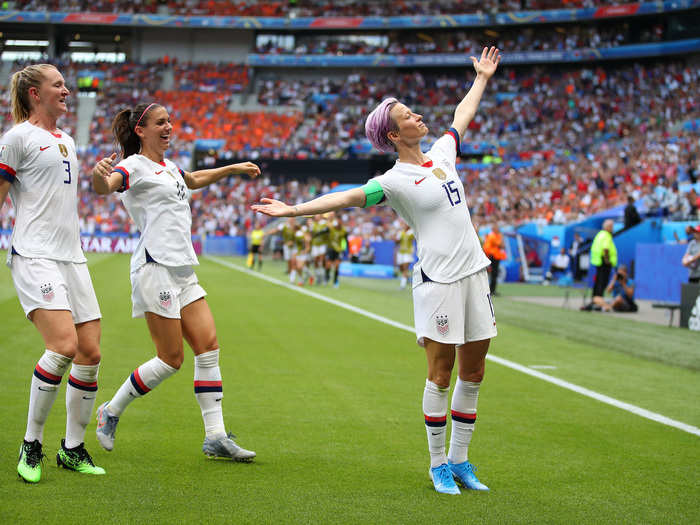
[256,21,664,56]
[11,0,629,17]
[1,58,698,240]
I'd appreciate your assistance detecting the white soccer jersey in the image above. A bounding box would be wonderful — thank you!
[370,129,490,286]
[0,121,86,265]
[114,154,197,274]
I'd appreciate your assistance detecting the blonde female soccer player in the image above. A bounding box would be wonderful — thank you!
[253,47,501,495]
[0,64,105,482]
[91,102,259,461]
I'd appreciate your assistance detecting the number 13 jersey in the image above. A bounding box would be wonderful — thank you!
[0,121,85,265]
[114,154,198,274]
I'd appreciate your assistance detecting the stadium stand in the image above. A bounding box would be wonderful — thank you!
[0,1,698,247]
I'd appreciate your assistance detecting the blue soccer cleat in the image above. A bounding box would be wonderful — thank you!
[429,464,461,495]
[448,460,489,491]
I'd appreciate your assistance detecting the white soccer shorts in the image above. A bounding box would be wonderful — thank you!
[10,255,101,323]
[396,252,414,265]
[131,263,206,319]
[311,245,327,258]
[412,268,497,347]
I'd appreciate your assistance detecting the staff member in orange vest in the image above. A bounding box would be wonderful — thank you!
[483,224,507,295]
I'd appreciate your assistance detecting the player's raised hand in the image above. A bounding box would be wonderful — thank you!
[251,198,296,217]
[92,152,117,180]
[471,46,501,79]
[232,161,261,178]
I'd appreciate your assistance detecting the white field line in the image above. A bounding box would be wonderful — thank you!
[207,256,700,438]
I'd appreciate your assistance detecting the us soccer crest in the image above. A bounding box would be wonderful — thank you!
[436,314,449,336]
[40,283,54,302]
[58,144,68,157]
[432,168,447,181]
[159,290,172,309]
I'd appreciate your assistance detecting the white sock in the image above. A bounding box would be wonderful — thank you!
[25,350,72,443]
[65,363,99,448]
[400,276,407,288]
[423,379,449,468]
[194,349,226,438]
[107,357,177,417]
[448,378,480,465]
[290,269,297,283]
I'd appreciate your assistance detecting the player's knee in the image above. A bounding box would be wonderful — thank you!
[205,335,219,353]
[463,369,485,383]
[160,351,184,370]
[52,337,79,360]
[429,371,452,389]
[76,343,101,365]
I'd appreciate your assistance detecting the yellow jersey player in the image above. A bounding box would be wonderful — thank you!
[280,217,297,275]
[248,222,265,270]
[291,220,311,285]
[397,222,416,289]
[326,212,348,288]
[310,214,329,285]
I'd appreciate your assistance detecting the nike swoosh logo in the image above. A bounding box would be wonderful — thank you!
[38,386,54,391]
[415,177,426,185]
[39,146,50,151]
[155,170,163,174]
[431,432,441,436]
[215,398,223,402]
[82,396,95,400]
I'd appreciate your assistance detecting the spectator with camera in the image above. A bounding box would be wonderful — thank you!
[682,225,700,284]
[603,264,638,312]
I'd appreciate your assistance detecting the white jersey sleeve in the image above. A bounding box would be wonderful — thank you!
[115,154,197,273]
[428,128,460,165]
[1,122,86,265]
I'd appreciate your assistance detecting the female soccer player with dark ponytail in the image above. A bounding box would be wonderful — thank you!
[92,102,260,461]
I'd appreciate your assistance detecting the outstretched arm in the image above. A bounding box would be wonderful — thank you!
[184,161,260,190]
[252,187,366,218]
[451,46,501,141]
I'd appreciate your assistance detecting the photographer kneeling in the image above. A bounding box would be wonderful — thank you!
[604,264,638,312]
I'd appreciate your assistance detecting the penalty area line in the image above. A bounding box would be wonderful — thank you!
[207,256,700,438]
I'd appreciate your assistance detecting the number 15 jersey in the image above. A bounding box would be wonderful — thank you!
[366,128,489,285]
[0,121,85,265]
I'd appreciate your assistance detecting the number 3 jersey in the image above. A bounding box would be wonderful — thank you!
[0,121,85,265]
[369,128,489,285]
[113,154,197,274]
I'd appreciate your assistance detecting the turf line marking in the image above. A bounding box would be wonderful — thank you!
[208,256,700,438]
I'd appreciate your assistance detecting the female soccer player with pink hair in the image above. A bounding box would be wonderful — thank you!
[253,47,501,495]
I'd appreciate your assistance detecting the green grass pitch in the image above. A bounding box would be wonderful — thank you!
[1,252,698,524]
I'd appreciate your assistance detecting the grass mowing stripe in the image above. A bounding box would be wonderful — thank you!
[208,255,700,438]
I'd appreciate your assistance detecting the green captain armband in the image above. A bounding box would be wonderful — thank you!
[362,179,385,208]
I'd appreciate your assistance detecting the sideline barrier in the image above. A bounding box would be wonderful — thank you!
[0,231,203,255]
[635,243,687,303]
[338,262,395,279]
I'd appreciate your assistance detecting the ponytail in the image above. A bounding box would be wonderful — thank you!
[111,102,160,158]
[10,64,56,124]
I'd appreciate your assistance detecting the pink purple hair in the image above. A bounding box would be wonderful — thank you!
[365,97,399,153]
